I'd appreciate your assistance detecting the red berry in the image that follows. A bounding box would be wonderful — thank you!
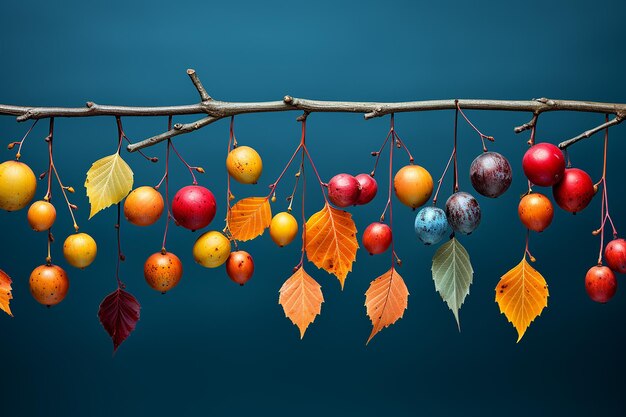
[327,173,361,207]
[522,143,566,186]
[226,251,254,285]
[354,174,377,205]
[585,265,617,303]
[552,168,595,214]
[605,238,626,274]
[171,185,216,231]
[362,222,392,255]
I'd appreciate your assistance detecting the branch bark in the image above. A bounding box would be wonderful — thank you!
[1,69,625,152]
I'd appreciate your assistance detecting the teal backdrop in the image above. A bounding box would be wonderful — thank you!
[1,1,625,416]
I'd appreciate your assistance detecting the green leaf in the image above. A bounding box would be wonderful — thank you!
[431,237,473,329]
[85,153,134,219]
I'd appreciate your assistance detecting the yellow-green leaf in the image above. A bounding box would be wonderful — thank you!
[85,153,134,219]
[495,256,549,342]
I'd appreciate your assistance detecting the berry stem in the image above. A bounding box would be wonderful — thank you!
[524,228,536,262]
[287,157,304,213]
[453,101,459,193]
[432,147,455,206]
[13,119,38,160]
[456,101,494,152]
[370,128,392,177]
[294,147,307,271]
[115,116,157,163]
[267,141,303,199]
[169,139,199,185]
[225,116,236,235]
[596,114,618,265]
[115,203,125,289]
[159,116,174,252]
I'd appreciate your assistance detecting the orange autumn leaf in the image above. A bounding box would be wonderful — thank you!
[365,267,409,344]
[0,269,14,317]
[496,256,549,342]
[305,203,358,289]
[278,267,324,339]
[228,197,271,241]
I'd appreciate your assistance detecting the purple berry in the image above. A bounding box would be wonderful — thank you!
[469,151,512,198]
[446,192,481,235]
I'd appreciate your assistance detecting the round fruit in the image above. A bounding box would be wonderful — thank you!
[585,265,617,303]
[552,168,595,214]
[0,160,37,211]
[327,173,361,207]
[415,206,449,245]
[605,238,626,274]
[124,186,164,226]
[469,151,512,198]
[29,264,69,306]
[172,185,217,231]
[446,192,481,235]
[362,222,392,255]
[27,200,57,231]
[269,212,298,247]
[522,143,566,187]
[193,231,231,268]
[226,145,263,184]
[394,165,433,209]
[354,174,378,205]
[63,233,97,269]
[226,251,254,285]
[518,193,554,232]
[144,251,183,293]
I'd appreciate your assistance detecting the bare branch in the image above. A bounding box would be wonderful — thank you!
[187,69,211,102]
[127,115,222,151]
[514,113,539,133]
[558,114,625,149]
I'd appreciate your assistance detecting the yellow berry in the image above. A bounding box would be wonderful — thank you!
[393,165,433,209]
[0,160,37,211]
[226,146,263,184]
[193,231,231,268]
[269,212,298,247]
[63,233,97,269]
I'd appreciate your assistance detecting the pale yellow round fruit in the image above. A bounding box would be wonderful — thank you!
[63,233,97,269]
[27,200,57,231]
[269,212,298,247]
[193,231,231,268]
[226,146,263,184]
[0,160,37,211]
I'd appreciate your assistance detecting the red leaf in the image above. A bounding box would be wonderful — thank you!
[98,288,140,352]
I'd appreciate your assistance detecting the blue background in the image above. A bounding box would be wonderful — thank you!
[1,1,625,416]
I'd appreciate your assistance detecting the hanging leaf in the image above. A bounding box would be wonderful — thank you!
[228,197,271,241]
[496,256,549,342]
[365,267,409,344]
[431,237,473,329]
[85,153,134,219]
[305,203,358,289]
[279,267,324,339]
[0,269,13,317]
[98,288,141,352]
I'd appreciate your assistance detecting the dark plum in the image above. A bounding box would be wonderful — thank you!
[414,206,448,245]
[445,192,481,235]
[469,151,512,198]
[327,173,361,208]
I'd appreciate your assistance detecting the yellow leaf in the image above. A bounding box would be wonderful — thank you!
[85,153,134,219]
[228,197,271,241]
[0,269,14,317]
[365,267,408,344]
[305,203,358,289]
[279,267,324,339]
[496,256,549,342]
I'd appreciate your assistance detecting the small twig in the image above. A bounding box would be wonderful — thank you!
[514,113,539,134]
[187,69,212,102]
[558,114,625,149]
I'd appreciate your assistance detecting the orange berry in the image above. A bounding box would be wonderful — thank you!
[63,233,97,269]
[124,186,164,226]
[27,200,57,231]
[393,165,433,209]
[144,251,183,293]
[29,264,69,306]
[518,193,554,232]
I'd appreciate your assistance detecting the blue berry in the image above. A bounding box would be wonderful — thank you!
[415,206,449,245]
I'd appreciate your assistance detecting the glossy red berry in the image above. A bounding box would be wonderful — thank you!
[226,251,254,285]
[552,168,595,214]
[171,185,216,231]
[362,222,392,255]
[585,265,617,303]
[605,238,626,274]
[327,173,361,207]
[354,174,377,205]
[522,143,566,187]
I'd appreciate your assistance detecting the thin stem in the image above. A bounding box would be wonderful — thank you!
[44,118,54,201]
[169,140,199,185]
[456,101,494,152]
[303,145,328,204]
[453,102,459,193]
[287,158,303,212]
[432,147,455,205]
[294,147,307,271]
[524,228,535,262]
[392,130,415,164]
[596,114,618,264]
[13,119,38,160]
[115,116,157,162]
[46,229,52,265]
[115,203,124,288]
[370,128,393,177]
[51,164,79,231]
[161,116,173,252]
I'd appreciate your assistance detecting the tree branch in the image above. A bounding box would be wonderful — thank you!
[2,70,626,152]
[558,114,625,149]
